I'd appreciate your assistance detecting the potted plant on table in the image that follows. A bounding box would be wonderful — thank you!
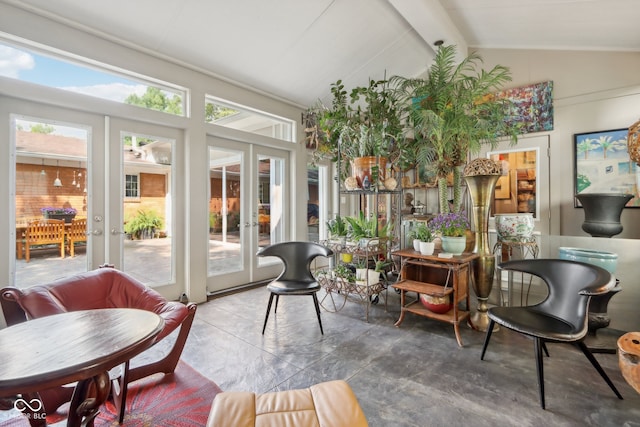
[429,212,470,255]
[408,222,434,255]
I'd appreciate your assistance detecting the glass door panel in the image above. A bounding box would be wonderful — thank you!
[208,146,244,277]
[256,155,285,249]
[12,115,92,288]
[108,118,181,290]
[206,138,288,291]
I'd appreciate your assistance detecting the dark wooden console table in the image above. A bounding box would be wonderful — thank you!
[0,308,163,427]
[392,249,478,347]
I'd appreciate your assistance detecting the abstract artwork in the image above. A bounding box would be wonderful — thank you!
[497,81,554,134]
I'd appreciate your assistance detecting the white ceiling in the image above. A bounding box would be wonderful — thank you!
[5,0,640,108]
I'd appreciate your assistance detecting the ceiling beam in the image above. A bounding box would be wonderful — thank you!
[387,0,468,62]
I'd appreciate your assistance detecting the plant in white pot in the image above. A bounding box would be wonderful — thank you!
[410,222,435,255]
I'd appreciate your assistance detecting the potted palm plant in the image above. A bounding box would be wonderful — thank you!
[391,44,519,214]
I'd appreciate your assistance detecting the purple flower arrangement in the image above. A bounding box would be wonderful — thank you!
[41,207,77,215]
[429,212,469,237]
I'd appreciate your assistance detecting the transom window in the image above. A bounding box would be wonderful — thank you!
[0,40,186,116]
[205,95,294,142]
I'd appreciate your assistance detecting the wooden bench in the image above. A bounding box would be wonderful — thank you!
[66,217,87,257]
[22,219,65,262]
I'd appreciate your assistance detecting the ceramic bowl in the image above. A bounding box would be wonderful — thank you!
[558,247,618,274]
[419,294,452,314]
[494,213,534,242]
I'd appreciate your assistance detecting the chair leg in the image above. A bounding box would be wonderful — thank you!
[542,341,550,357]
[274,294,280,313]
[534,337,546,409]
[312,293,324,335]
[480,319,495,360]
[127,304,197,383]
[576,341,623,400]
[262,293,275,334]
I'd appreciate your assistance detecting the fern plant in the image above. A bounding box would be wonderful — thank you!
[124,210,164,239]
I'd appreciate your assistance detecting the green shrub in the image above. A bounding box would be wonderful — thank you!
[125,210,164,239]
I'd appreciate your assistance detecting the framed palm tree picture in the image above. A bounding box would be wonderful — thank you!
[574,128,639,207]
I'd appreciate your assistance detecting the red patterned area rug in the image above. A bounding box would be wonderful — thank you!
[47,360,221,426]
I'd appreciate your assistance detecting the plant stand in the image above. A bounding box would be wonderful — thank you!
[317,238,389,321]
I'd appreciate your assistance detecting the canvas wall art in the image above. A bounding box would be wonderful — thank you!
[574,128,639,207]
[497,81,554,135]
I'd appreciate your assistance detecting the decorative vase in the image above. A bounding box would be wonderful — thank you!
[464,171,501,332]
[575,193,633,237]
[356,268,380,285]
[413,239,421,251]
[419,241,435,256]
[441,236,466,255]
[618,332,640,395]
[558,247,622,335]
[352,156,387,189]
[494,213,534,242]
[558,247,618,273]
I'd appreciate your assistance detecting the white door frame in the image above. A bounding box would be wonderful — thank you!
[206,136,289,292]
[481,134,552,256]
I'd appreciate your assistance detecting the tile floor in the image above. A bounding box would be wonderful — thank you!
[2,283,638,426]
[163,285,640,427]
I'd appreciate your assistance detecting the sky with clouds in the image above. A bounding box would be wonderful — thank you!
[0,44,146,102]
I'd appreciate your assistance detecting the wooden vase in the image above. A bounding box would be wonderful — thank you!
[618,332,640,395]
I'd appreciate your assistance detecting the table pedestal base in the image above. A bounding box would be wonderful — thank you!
[67,372,110,427]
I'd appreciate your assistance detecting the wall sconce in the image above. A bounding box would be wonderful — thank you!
[53,160,62,187]
[40,159,46,176]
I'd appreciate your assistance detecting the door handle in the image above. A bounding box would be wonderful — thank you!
[110,228,126,235]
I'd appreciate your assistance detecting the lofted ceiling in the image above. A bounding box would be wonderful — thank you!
[4,0,640,108]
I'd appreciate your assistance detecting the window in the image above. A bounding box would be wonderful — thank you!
[125,174,139,199]
[205,96,294,142]
[0,40,186,116]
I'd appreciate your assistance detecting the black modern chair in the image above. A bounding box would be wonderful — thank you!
[480,258,623,409]
[257,241,333,334]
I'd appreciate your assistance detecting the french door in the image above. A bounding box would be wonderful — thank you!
[207,136,289,292]
[2,98,182,295]
[3,98,104,287]
[107,118,182,295]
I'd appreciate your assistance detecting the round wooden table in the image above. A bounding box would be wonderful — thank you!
[0,308,163,427]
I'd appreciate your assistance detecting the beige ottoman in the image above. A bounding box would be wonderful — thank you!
[207,380,368,427]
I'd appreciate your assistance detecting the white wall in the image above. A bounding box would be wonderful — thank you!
[477,49,640,332]
[0,2,308,305]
